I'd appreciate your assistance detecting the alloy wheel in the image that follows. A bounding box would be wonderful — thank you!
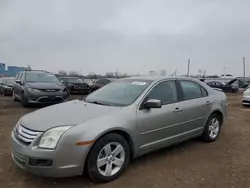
[208,118,220,139]
[97,142,125,177]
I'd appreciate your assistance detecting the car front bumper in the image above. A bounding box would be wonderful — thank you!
[242,95,250,105]
[71,88,90,93]
[10,131,89,178]
[26,91,69,104]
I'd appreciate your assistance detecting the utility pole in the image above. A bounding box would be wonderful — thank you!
[187,59,190,77]
[243,57,246,77]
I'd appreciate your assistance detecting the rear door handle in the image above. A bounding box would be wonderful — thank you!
[205,101,211,105]
[173,107,182,112]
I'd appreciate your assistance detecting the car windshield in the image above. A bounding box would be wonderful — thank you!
[26,73,59,83]
[4,78,14,85]
[85,80,151,106]
[64,78,83,84]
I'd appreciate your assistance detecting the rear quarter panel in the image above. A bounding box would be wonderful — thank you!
[209,90,227,122]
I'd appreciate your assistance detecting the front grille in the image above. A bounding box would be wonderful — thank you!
[38,97,63,103]
[14,123,41,145]
[243,100,250,104]
[74,84,89,89]
[39,89,61,92]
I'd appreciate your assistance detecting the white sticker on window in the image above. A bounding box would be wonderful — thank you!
[131,81,147,85]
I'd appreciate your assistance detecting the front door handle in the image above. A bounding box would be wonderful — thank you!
[205,101,211,105]
[173,107,182,112]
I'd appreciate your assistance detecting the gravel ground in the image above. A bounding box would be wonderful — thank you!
[0,93,250,188]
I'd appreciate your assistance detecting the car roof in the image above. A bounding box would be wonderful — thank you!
[24,70,51,74]
[121,76,200,82]
[59,77,80,79]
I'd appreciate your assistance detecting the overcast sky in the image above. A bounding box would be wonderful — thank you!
[0,0,250,76]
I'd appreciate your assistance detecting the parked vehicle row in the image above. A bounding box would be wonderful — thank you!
[206,79,238,93]
[1,70,118,107]
[12,70,69,107]
[58,77,91,94]
[0,77,15,96]
[10,76,227,182]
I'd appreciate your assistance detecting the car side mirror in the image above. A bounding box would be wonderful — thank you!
[144,99,162,109]
[15,80,21,84]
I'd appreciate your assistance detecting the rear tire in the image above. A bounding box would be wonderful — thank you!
[202,114,221,142]
[87,133,130,183]
[2,90,6,96]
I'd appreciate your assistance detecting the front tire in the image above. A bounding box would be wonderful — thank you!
[87,133,130,183]
[12,91,17,101]
[202,114,221,142]
[21,92,29,107]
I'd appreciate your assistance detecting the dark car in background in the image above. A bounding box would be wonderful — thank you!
[90,78,117,92]
[58,77,90,94]
[13,70,69,107]
[206,79,238,93]
[0,77,15,96]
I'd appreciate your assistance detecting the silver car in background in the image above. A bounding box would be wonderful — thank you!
[10,76,227,182]
[242,88,250,106]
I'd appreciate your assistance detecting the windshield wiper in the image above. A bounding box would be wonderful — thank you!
[87,100,110,106]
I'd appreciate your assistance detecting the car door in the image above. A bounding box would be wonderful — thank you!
[176,80,211,136]
[15,72,23,98]
[137,80,185,152]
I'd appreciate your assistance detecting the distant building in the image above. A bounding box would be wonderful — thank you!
[0,62,27,77]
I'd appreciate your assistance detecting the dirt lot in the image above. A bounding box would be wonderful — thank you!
[0,94,250,188]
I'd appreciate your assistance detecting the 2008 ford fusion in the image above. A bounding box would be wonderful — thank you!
[10,76,227,182]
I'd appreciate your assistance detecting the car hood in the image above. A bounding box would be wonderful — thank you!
[226,79,237,85]
[244,88,250,94]
[26,82,64,89]
[19,100,122,131]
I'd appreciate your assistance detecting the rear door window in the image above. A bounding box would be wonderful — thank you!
[201,87,208,97]
[179,80,203,100]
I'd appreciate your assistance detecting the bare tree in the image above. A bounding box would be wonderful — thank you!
[198,69,203,77]
[171,69,177,76]
[149,71,157,76]
[105,72,114,78]
[87,73,97,79]
[58,70,67,76]
[68,71,79,77]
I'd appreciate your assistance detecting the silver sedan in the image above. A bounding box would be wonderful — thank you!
[10,76,227,182]
[243,88,250,106]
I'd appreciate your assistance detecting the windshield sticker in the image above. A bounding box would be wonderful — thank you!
[131,81,147,85]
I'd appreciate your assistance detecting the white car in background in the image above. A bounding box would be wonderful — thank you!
[242,88,250,106]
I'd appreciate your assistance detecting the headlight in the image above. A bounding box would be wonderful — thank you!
[4,86,12,89]
[39,126,73,149]
[28,88,41,93]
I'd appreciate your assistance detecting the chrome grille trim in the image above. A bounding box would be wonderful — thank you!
[14,123,41,145]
